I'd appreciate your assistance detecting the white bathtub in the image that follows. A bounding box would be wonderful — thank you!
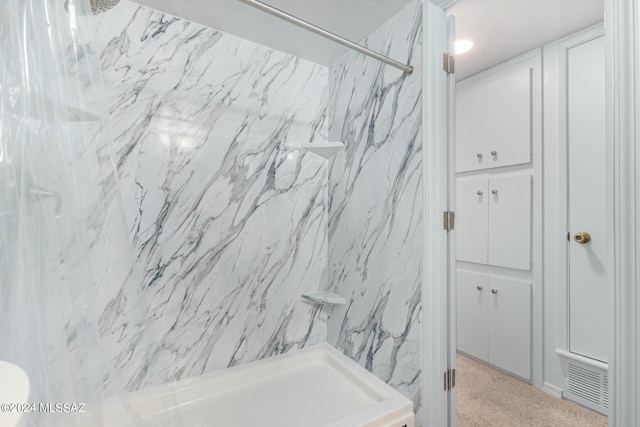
[90,344,414,427]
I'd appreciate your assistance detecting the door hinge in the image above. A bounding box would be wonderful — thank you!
[443,52,455,74]
[443,211,455,231]
[444,368,456,391]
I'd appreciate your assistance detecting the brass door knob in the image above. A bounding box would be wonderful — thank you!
[574,232,591,244]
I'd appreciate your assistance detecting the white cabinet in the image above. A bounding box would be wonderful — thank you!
[457,61,533,172]
[488,276,532,380]
[457,271,489,360]
[456,180,489,264]
[456,175,532,270]
[487,175,532,270]
[457,271,532,380]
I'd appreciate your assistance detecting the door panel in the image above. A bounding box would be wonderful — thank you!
[456,64,532,172]
[456,179,488,264]
[488,175,532,270]
[457,270,489,360]
[488,276,532,380]
[567,36,608,363]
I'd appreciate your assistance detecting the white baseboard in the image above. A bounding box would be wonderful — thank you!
[542,382,563,399]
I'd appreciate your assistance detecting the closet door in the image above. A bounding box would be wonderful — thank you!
[488,276,531,380]
[457,271,489,361]
[567,36,608,363]
[488,175,532,270]
[456,62,533,172]
[456,178,488,264]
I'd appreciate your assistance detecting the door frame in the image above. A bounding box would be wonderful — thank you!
[425,0,640,426]
[607,0,639,425]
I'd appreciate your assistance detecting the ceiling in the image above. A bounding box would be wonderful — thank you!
[449,0,605,80]
[134,0,415,66]
[134,0,603,78]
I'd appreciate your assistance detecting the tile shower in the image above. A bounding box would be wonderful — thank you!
[95,1,331,391]
[1,0,424,425]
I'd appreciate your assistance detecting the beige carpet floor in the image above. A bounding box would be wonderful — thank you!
[456,354,608,427]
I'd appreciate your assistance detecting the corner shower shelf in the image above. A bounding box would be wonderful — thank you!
[301,292,346,306]
[298,141,345,159]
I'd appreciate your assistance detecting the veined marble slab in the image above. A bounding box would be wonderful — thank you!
[93,0,330,392]
[326,1,424,424]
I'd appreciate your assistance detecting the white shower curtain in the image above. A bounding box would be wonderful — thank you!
[0,1,160,425]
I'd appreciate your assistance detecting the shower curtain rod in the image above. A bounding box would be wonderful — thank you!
[237,0,415,74]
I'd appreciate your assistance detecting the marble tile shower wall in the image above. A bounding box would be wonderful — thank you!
[94,0,330,391]
[326,0,424,423]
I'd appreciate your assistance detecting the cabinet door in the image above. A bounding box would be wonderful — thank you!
[456,179,489,264]
[488,276,531,380]
[457,62,533,172]
[457,271,489,361]
[488,175,532,270]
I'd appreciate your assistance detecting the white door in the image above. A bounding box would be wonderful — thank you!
[456,270,489,360]
[456,179,488,264]
[445,12,457,427]
[487,276,532,380]
[567,36,608,363]
[456,63,532,172]
[487,175,532,270]
[424,4,456,427]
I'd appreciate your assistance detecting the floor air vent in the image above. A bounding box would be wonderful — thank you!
[557,349,608,415]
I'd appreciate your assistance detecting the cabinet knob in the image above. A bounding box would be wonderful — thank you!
[491,150,497,156]
[491,189,498,195]
[477,153,483,159]
[477,190,483,196]
[477,285,483,291]
[491,289,498,294]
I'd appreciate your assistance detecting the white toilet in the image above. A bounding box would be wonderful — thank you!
[0,361,30,427]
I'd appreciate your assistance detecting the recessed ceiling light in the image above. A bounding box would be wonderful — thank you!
[455,40,474,55]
